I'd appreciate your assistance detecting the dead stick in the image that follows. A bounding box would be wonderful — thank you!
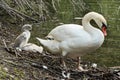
[109,66,120,69]
[2,39,10,51]
[0,2,38,22]
[9,7,38,22]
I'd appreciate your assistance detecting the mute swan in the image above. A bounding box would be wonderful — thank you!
[12,24,43,53]
[36,12,107,70]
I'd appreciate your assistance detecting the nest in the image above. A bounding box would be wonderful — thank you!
[3,47,120,80]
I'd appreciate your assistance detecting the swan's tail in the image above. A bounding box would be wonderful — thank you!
[36,37,60,54]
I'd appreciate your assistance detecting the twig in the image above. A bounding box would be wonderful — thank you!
[8,7,38,22]
[2,39,10,51]
[14,49,22,58]
[2,59,28,68]
[109,66,120,69]
[3,59,19,66]
[0,0,38,22]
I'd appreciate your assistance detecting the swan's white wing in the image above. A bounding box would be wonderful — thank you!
[47,24,84,41]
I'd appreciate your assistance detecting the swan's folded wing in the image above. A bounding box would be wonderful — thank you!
[47,24,84,41]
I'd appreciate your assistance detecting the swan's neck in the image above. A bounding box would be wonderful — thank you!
[82,13,104,45]
[82,14,103,37]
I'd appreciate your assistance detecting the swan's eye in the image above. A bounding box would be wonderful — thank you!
[102,23,107,29]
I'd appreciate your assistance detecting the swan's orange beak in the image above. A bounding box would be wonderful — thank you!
[102,26,107,36]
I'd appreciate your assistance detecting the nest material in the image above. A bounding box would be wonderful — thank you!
[4,47,120,80]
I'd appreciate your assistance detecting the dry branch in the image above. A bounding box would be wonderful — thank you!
[2,39,10,51]
[0,0,39,22]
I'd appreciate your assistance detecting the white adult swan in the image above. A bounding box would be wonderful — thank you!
[12,24,43,53]
[36,12,107,70]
